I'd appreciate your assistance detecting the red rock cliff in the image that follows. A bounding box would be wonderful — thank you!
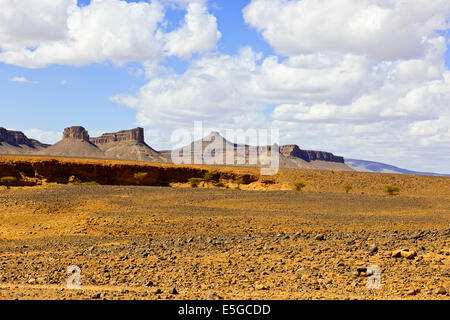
[63,126,90,141]
[280,144,344,163]
[0,127,48,148]
[90,128,144,145]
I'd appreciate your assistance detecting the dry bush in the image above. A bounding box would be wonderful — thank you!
[0,176,17,189]
[134,172,148,185]
[343,185,353,193]
[234,179,244,189]
[188,178,203,188]
[384,185,400,195]
[204,171,219,184]
[293,181,307,191]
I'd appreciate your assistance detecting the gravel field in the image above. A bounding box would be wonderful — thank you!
[0,185,448,300]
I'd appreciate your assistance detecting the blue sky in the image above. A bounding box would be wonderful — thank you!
[1,0,274,134]
[0,0,449,173]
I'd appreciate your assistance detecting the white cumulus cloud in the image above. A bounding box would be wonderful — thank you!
[9,76,37,84]
[243,0,450,60]
[164,3,222,59]
[0,0,220,68]
[0,0,75,50]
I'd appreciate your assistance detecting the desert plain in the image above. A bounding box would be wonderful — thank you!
[0,156,448,300]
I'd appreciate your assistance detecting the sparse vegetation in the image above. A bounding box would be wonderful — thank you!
[204,171,219,184]
[188,178,203,188]
[234,179,244,189]
[0,176,17,189]
[134,172,148,185]
[293,180,307,191]
[343,185,353,193]
[73,181,101,186]
[385,185,400,195]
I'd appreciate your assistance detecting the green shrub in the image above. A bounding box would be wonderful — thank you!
[134,172,148,185]
[188,178,203,188]
[0,176,17,189]
[73,181,101,186]
[293,180,306,191]
[384,185,400,195]
[343,185,353,193]
[204,171,219,184]
[234,179,244,189]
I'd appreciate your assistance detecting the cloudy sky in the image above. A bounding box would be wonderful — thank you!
[1,0,449,173]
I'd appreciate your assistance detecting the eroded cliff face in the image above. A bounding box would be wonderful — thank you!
[89,128,167,162]
[63,126,90,141]
[0,127,48,149]
[280,145,344,163]
[168,132,347,167]
[0,156,257,186]
[90,128,144,145]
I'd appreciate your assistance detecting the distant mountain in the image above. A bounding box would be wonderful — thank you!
[162,131,353,171]
[37,126,168,162]
[38,126,104,158]
[90,127,168,163]
[345,159,450,177]
[0,127,49,154]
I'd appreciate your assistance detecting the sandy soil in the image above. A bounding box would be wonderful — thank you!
[0,180,448,300]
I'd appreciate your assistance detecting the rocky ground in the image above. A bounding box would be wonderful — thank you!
[0,185,448,300]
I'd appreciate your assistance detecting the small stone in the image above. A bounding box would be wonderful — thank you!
[146,281,154,287]
[91,293,101,299]
[368,245,378,254]
[391,250,402,258]
[401,250,416,259]
[315,234,325,241]
[436,287,447,295]
[170,287,178,295]
[152,288,162,295]
[36,277,46,284]
[255,284,268,290]
[206,290,221,300]
[407,289,419,296]
[27,278,36,284]
[356,267,367,274]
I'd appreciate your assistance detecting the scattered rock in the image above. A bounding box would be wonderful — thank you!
[170,287,178,295]
[255,284,268,290]
[91,293,101,299]
[206,290,222,300]
[356,267,367,274]
[152,288,162,295]
[401,250,416,259]
[368,245,378,255]
[436,287,447,295]
[406,289,419,296]
[391,250,402,258]
[314,234,325,241]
